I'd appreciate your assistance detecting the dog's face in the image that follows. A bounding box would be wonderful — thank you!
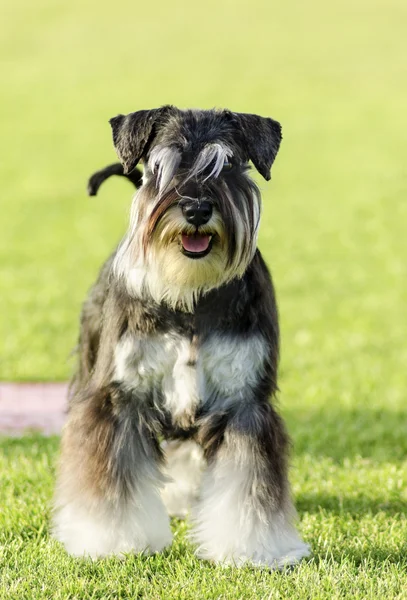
[111,107,282,311]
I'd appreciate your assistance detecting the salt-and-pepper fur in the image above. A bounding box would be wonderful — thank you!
[52,106,310,568]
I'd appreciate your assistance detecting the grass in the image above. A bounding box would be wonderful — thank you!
[0,434,406,599]
[1,0,407,597]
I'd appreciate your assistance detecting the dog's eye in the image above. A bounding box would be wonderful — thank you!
[222,158,233,171]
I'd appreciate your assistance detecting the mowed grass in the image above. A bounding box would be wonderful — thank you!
[0,434,406,599]
[1,0,407,597]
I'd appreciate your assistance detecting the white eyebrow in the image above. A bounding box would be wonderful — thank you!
[149,146,181,194]
[188,143,233,181]
[149,142,233,193]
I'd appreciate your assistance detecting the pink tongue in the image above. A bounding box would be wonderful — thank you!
[182,234,210,253]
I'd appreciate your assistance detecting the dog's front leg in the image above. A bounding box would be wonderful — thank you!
[52,383,172,558]
[192,334,309,568]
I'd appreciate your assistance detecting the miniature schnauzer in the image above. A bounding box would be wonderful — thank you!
[52,106,310,568]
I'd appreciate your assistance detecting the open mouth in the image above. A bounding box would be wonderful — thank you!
[181,233,213,259]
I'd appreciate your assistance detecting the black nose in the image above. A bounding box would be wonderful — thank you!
[181,201,212,226]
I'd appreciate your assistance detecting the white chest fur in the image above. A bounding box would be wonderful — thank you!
[114,332,198,428]
[198,334,267,398]
[114,332,268,427]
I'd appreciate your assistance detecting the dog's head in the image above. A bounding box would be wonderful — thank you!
[110,106,282,311]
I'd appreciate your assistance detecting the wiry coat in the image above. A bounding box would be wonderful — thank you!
[53,107,309,567]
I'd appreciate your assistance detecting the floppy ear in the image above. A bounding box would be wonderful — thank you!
[109,106,175,174]
[231,112,282,181]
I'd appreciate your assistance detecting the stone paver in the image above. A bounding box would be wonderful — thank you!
[0,383,68,435]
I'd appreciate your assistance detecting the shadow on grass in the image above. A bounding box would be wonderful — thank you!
[284,404,407,462]
[297,492,407,517]
[0,434,59,454]
[2,405,407,461]
[311,546,407,568]
[311,543,407,567]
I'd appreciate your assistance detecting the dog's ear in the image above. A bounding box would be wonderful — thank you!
[109,106,175,174]
[229,112,282,181]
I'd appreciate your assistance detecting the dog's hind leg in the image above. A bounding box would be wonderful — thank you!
[71,256,113,393]
[161,440,205,518]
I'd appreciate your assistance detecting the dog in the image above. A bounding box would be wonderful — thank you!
[52,106,310,568]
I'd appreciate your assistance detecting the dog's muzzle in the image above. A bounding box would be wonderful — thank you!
[180,200,213,259]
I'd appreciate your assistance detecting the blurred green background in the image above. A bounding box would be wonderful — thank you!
[1,0,406,391]
[1,2,407,596]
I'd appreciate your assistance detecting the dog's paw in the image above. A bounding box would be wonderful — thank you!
[52,502,173,559]
[242,544,311,570]
[192,511,310,570]
[197,542,310,570]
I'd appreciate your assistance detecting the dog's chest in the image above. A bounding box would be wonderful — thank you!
[114,332,199,428]
[114,331,268,429]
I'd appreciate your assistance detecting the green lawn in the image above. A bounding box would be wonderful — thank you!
[0,434,406,599]
[1,0,407,597]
